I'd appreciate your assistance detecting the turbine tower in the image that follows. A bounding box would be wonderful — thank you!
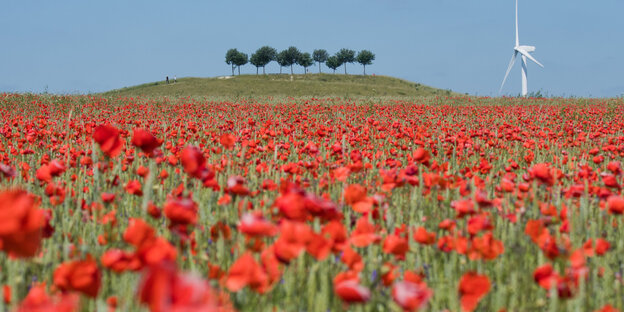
[500,0,543,97]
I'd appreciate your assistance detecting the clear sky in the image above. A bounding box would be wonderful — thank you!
[1,0,622,97]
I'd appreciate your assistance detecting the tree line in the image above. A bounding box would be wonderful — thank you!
[225,47,375,76]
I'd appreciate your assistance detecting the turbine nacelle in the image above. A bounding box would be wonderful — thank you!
[515,45,535,53]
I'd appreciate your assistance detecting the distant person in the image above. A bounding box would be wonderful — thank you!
[166,76,169,84]
[174,75,177,83]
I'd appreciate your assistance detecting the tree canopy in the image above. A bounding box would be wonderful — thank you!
[356,50,375,75]
[297,52,314,74]
[313,49,329,73]
[336,49,356,74]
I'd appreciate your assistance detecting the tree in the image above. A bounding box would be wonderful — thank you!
[254,46,277,74]
[225,49,240,76]
[280,46,301,75]
[326,56,341,74]
[276,50,289,74]
[297,52,314,74]
[356,50,375,75]
[250,52,262,75]
[233,52,248,75]
[313,49,329,74]
[336,49,356,74]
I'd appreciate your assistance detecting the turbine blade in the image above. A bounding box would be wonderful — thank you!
[516,49,544,67]
[500,51,518,93]
[515,0,519,46]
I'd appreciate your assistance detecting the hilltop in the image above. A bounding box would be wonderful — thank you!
[100,74,455,98]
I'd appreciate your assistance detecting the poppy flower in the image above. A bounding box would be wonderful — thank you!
[137,237,178,265]
[458,272,490,312]
[305,232,332,260]
[238,212,277,237]
[533,263,559,290]
[219,133,236,149]
[53,255,102,298]
[139,261,234,312]
[382,234,409,260]
[414,227,436,245]
[0,189,44,258]
[322,220,348,252]
[334,280,370,304]
[131,128,162,155]
[225,252,270,293]
[93,125,124,158]
[102,249,141,273]
[16,284,79,312]
[529,163,554,186]
[124,180,143,196]
[350,216,381,247]
[180,146,213,181]
[123,218,156,249]
[595,238,610,256]
[226,175,250,196]
[607,196,624,215]
[164,197,198,227]
[341,246,364,272]
[392,280,433,312]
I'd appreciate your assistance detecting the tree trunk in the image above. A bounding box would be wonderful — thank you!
[319,63,321,74]
[290,64,293,75]
[344,63,347,75]
[280,67,282,74]
[363,65,366,75]
[231,65,235,76]
[238,66,241,75]
[263,66,266,75]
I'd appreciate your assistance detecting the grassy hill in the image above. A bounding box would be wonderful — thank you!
[100,74,455,98]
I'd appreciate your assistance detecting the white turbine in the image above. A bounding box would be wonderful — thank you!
[500,0,543,97]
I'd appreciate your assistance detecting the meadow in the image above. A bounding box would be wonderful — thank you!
[0,93,623,311]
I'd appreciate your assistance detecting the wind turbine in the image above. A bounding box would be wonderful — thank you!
[500,0,544,97]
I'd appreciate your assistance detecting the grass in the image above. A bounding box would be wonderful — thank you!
[100,74,457,98]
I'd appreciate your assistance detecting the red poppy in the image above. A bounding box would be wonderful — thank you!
[238,212,278,237]
[219,133,236,149]
[139,261,234,312]
[607,196,624,215]
[16,284,79,312]
[225,252,270,293]
[595,238,610,256]
[93,125,124,158]
[123,218,156,249]
[53,255,102,298]
[0,189,44,258]
[382,234,409,260]
[533,263,558,290]
[341,246,364,272]
[334,280,370,304]
[392,280,433,312]
[131,128,161,155]
[529,163,554,186]
[124,180,143,196]
[164,197,198,227]
[180,146,213,181]
[458,272,490,312]
[350,216,381,247]
[101,249,141,273]
[414,227,436,245]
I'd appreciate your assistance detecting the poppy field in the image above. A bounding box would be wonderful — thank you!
[1,93,624,311]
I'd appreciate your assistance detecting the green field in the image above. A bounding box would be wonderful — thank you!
[101,74,456,98]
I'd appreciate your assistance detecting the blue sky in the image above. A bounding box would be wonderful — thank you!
[1,0,622,97]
